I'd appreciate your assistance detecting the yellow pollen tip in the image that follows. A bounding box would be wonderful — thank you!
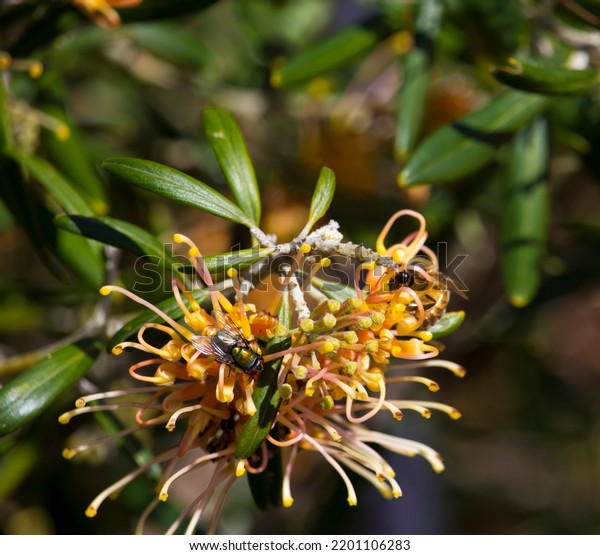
[111,345,123,355]
[344,331,358,344]
[347,497,358,507]
[58,414,70,424]
[357,317,373,330]
[317,340,337,354]
[422,409,432,419]
[300,319,315,333]
[62,448,75,459]
[55,124,70,141]
[365,339,379,353]
[392,489,402,498]
[0,52,11,68]
[85,507,97,518]
[173,234,185,243]
[393,410,403,420]
[75,398,86,408]
[300,243,311,254]
[319,395,335,410]
[99,286,112,296]
[371,312,385,325]
[327,300,341,312]
[283,497,294,508]
[279,383,293,400]
[28,61,44,78]
[429,382,440,392]
[320,258,332,268]
[159,493,169,502]
[227,267,238,278]
[322,313,337,328]
[450,409,462,420]
[188,247,200,258]
[235,460,246,477]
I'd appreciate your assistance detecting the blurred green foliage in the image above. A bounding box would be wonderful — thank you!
[1,0,600,535]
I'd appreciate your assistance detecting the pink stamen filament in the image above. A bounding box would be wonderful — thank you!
[101,285,194,340]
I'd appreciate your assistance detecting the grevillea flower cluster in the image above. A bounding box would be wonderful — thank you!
[59,209,465,534]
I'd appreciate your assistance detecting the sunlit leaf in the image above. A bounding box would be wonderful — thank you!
[0,338,101,436]
[102,157,255,228]
[301,167,335,236]
[55,214,185,278]
[398,90,553,186]
[202,107,261,225]
[429,311,465,339]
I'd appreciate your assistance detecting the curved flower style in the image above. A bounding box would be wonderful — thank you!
[59,210,465,534]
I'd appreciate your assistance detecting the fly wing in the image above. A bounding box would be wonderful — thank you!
[213,310,252,346]
[192,335,236,366]
[191,335,215,356]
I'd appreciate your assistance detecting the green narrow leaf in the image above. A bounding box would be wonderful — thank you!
[107,288,212,352]
[0,338,101,436]
[272,16,393,88]
[398,90,553,186]
[429,311,465,339]
[102,157,255,228]
[126,23,211,67]
[501,117,550,307]
[492,58,599,95]
[55,214,185,279]
[9,150,96,216]
[395,0,443,161]
[312,276,357,303]
[56,229,105,287]
[0,443,39,498]
[236,292,291,460]
[40,104,108,214]
[301,167,336,236]
[202,108,261,225]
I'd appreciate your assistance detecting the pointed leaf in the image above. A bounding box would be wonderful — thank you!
[102,157,255,228]
[272,16,392,88]
[395,0,443,161]
[492,58,599,95]
[236,291,291,460]
[501,117,550,307]
[55,214,185,279]
[398,90,553,186]
[429,311,465,339]
[0,338,101,436]
[202,108,261,225]
[9,150,96,216]
[40,104,108,214]
[301,167,335,236]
